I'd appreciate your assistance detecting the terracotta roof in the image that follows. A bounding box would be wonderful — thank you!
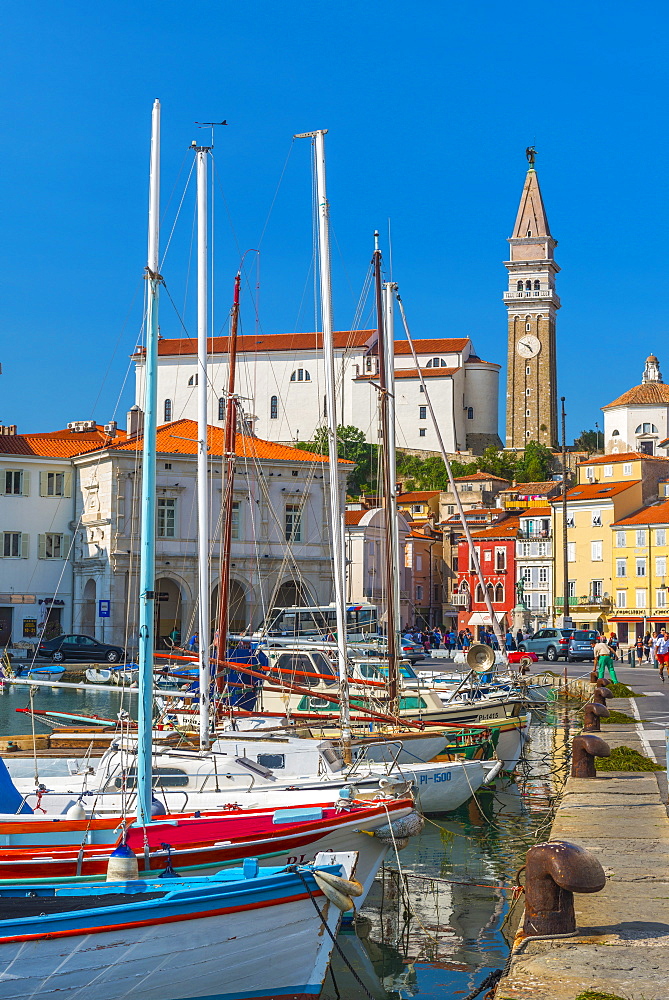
[468,517,521,539]
[603,383,669,409]
[144,330,375,358]
[552,481,641,502]
[397,491,440,502]
[110,419,352,464]
[464,358,500,367]
[519,505,552,516]
[614,499,669,527]
[354,367,458,381]
[344,510,367,525]
[0,426,127,458]
[576,452,669,465]
[392,339,469,355]
[453,472,510,483]
[500,481,559,495]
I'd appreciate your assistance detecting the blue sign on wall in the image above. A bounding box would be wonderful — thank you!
[98,600,111,618]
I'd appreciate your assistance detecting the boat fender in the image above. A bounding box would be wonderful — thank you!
[66,801,86,821]
[312,873,354,912]
[151,796,167,817]
[312,869,363,898]
[106,842,139,882]
[369,810,424,847]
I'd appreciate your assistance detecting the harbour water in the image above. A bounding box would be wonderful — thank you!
[0,682,574,1000]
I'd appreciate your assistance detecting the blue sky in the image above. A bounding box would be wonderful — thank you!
[1,2,666,442]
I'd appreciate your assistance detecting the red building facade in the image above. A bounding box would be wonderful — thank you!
[455,517,520,637]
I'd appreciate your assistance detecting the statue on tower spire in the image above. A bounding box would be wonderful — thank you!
[525,145,537,168]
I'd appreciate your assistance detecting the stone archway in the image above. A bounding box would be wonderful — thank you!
[82,579,96,635]
[154,578,184,646]
[272,579,314,610]
[211,581,248,636]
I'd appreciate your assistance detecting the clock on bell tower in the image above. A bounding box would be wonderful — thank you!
[504,148,559,450]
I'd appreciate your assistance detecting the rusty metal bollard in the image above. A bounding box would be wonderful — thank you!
[592,684,613,706]
[571,733,610,776]
[583,702,610,732]
[523,840,606,936]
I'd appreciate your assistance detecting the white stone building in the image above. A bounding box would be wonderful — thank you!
[71,419,351,650]
[0,423,114,648]
[344,508,412,625]
[136,332,501,456]
[603,354,669,455]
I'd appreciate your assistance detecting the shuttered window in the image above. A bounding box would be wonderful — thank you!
[39,471,72,497]
[1,532,28,558]
[38,533,67,559]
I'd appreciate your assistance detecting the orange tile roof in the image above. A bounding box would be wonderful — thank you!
[392,339,469,355]
[576,451,669,465]
[469,517,521,539]
[519,505,552,516]
[109,419,351,464]
[144,330,375,358]
[0,426,128,458]
[454,472,511,483]
[604,383,669,409]
[500,481,559,495]
[397,491,440,502]
[344,510,367,525]
[552,481,642,502]
[614,499,669,526]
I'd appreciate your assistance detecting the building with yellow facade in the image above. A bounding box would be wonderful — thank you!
[608,498,669,645]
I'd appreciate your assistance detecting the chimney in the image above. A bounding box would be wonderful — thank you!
[0,425,17,436]
[127,405,144,438]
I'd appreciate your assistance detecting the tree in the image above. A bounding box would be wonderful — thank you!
[295,425,378,495]
[515,440,555,482]
[573,429,604,454]
[476,446,517,482]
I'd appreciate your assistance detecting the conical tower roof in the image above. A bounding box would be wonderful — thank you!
[512,168,552,239]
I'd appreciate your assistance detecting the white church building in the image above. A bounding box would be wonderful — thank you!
[603,354,669,456]
[135,331,501,455]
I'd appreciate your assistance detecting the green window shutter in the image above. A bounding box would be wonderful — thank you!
[21,534,29,559]
[61,534,70,558]
[63,472,73,498]
[39,472,48,497]
[38,534,46,559]
[0,534,4,558]
[22,472,30,497]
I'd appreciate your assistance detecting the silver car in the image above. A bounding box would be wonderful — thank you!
[518,628,575,662]
[567,630,599,662]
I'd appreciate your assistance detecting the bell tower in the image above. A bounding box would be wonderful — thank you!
[504,149,559,450]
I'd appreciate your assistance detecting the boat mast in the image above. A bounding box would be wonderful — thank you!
[295,129,351,759]
[195,140,212,749]
[215,271,241,695]
[373,235,399,715]
[137,98,161,826]
[383,279,402,664]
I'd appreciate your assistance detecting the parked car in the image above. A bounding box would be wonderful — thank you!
[507,650,539,665]
[37,634,126,664]
[517,628,575,662]
[567,630,599,662]
[400,641,425,663]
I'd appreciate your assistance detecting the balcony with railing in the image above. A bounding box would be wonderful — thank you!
[517,530,552,540]
[503,289,561,306]
[555,595,612,609]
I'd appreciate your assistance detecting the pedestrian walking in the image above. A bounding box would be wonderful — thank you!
[635,634,645,663]
[643,632,652,663]
[608,632,619,661]
[592,638,618,684]
[650,631,660,669]
[655,628,669,682]
[505,630,516,651]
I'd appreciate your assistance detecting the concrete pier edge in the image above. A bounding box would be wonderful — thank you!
[496,696,669,1000]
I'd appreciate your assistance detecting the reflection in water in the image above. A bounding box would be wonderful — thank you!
[325,706,576,999]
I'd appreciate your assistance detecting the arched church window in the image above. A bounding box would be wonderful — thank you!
[270,395,278,419]
[290,369,311,382]
[517,281,523,292]
[467,407,474,419]
[475,584,484,602]
[218,397,225,421]
[526,229,532,237]
[525,280,532,290]
[534,280,540,290]
[188,374,198,387]
[163,399,172,422]
[526,323,531,332]
[612,429,620,437]
[426,357,443,368]
[635,423,658,434]
[494,584,504,603]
